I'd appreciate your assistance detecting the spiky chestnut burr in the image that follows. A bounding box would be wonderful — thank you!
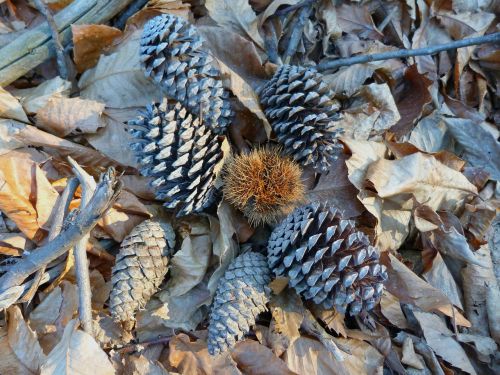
[222,148,305,226]
[259,64,343,173]
[267,202,387,316]
[208,252,271,355]
[140,14,232,133]
[128,99,223,217]
[110,220,176,330]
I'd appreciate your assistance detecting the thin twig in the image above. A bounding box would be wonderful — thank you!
[0,169,120,299]
[113,0,148,30]
[283,5,313,64]
[18,177,79,304]
[317,32,500,71]
[68,156,98,336]
[32,0,69,80]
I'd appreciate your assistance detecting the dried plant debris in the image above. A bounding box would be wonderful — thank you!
[207,251,271,355]
[268,202,387,315]
[128,99,223,217]
[140,14,232,133]
[259,65,343,173]
[222,148,305,226]
[110,219,175,330]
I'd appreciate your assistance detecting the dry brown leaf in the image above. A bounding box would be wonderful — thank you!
[127,0,191,27]
[36,97,106,137]
[205,0,265,49]
[40,319,115,375]
[124,355,170,375]
[72,24,123,73]
[413,311,477,375]
[7,305,46,374]
[408,112,452,153]
[231,340,296,375]
[401,336,425,370]
[390,65,433,137]
[337,83,401,141]
[269,291,304,342]
[306,154,364,218]
[79,29,163,108]
[34,165,60,230]
[324,63,378,97]
[11,76,71,115]
[0,232,33,256]
[0,86,29,123]
[336,3,383,40]
[120,174,155,200]
[380,291,409,329]
[310,306,347,337]
[0,324,34,375]
[167,333,241,375]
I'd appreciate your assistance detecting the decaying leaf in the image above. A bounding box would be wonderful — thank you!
[0,86,29,123]
[231,340,296,375]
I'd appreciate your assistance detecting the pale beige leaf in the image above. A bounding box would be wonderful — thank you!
[336,83,400,141]
[124,355,169,375]
[366,152,477,211]
[205,0,265,49]
[231,340,296,375]
[324,64,377,97]
[269,291,304,342]
[10,76,71,115]
[0,325,33,375]
[413,311,477,375]
[0,86,29,122]
[408,112,451,153]
[456,333,497,363]
[343,139,387,190]
[36,97,106,137]
[79,29,163,108]
[0,119,24,155]
[0,286,25,310]
[35,166,60,230]
[401,336,425,370]
[40,320,115,375]
[0,232,33,256]
[336,337,385,375]
[380,291,409,329]
[336,3,383,40]
[72,24,123,73]
[7,306,46,373]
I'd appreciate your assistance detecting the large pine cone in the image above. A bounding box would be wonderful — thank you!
[140,14,232,133]
[259,65,343,173]
[208,252,271,355]
[110,220,176,328]
[129,99,223,217]
[267,203,387,316]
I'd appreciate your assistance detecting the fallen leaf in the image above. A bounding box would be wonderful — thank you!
[124,354,170,375]
[40,320,115,375]
[231,340,296,375]
[0,232,34,256]
[408,112,452,153]
[72,24,123,73]
[0,86,29,122]
[205,0,265,49]
[7,305,46,373]
[269,291,304,343]
[401,336,425,370]
[36,97,106,137]
[413,311,477,375]
[456,333,498,363]
[380,291,409,329]
[445,118,500,181]
[11,76,71,116]
[79,29,163,108]
[336,3,383,40]
[324,63,378,97]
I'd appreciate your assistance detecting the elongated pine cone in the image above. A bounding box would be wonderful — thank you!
[129,99,223,217]
[140,14,232,133]
[208,252,271,355]
[259,65,343,173]
[267,203,387,316]
[110,220,175,328]
[222,148,304,226]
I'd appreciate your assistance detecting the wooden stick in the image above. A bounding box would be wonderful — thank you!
[0,0,134,86]
[0,169,121,295]
[68,157,97,336]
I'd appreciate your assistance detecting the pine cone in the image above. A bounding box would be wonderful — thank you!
[140,14,232,133]
[259,65,343,173]
[110,220,176,328]
[208,252,271,355]
[267,203,387,316]
[129,99,223,217]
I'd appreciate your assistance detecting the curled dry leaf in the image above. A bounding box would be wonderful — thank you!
[231,340,296,375]
[10,76,71,115]
[269,290,304,344]
[40,320,115,375]
[0,86,29,123]
[36,97,106,137]
[379,291,409,329]
[72,24,123,73]
[336,3,383,40]
[124,354,170,375]
[0,232,33,256]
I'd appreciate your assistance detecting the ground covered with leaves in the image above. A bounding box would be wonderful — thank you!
[0,0,499,374]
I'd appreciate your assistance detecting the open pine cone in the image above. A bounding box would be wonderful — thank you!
[208,252,271,355]
[110,220,176,329]
[259,64,343,173]
[128,99,223,217]
[140,14,232,133]
[267,202,387,316]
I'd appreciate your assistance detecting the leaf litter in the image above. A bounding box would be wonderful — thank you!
[0,0,499,374]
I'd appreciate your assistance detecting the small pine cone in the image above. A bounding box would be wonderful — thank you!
[110,220,175,328]
[140,14,232,133]
[208,252,271,355]
[129,99,223,217]
[259,65,343,173]
[267,203,387,316]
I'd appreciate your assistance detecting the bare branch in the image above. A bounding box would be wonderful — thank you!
[317,32,500,72]
[283,4,313,64]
